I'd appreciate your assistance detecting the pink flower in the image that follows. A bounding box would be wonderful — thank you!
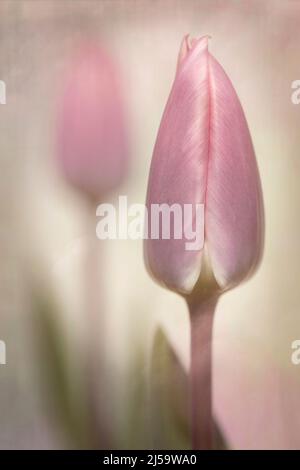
[144,35,264,297]
[57,42,129,201]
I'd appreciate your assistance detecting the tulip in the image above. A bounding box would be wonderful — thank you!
[144,35,264,449]
[56,41,130,448]
[57,42,129,201]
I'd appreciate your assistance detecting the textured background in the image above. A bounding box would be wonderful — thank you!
[0,0,300,449]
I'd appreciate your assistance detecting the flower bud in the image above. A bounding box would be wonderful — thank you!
[144,35,264,296]
[57,42,129,201]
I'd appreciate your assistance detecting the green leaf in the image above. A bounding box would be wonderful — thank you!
[150,327,190,449]
[150,327,228,450]
[31,290,88,448]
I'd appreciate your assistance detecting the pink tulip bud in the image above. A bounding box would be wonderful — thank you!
[57,42,129,201]
[144,35,264,297]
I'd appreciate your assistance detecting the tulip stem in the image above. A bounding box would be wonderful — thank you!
[84,203,110,449]
[188,296,218,450]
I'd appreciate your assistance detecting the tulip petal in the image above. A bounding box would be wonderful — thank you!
[145,37,210,294]
[206,54,264,289]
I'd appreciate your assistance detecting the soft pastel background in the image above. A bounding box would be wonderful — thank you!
[0,0,300,449]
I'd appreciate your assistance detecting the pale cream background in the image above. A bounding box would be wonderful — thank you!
[0,0,300,449]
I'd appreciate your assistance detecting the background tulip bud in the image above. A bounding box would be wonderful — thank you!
[144,35,264,297]
[55,41,130,448]
[57,42,129,201]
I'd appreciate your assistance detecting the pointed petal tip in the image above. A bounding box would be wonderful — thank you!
[186,34,211,51]
[177,34,211,68]
[184,34,211,48]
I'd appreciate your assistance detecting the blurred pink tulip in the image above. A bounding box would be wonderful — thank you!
[144,35,264,296]
[56,41,130,448]
[57,42,129,201]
